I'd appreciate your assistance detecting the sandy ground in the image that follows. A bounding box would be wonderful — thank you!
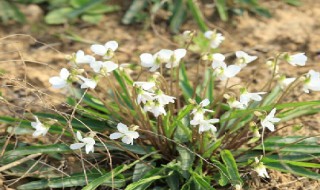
[0,0,320,189]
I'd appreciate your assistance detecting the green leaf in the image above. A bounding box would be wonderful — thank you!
[265,162,320,180]
[190,170,215,190]
[210,159,229,186]
[17,172,125,189]
[237,150,320,163]
[1,144,71,164]
[256,143,320,154]
[186,0,208,31]
[81,14,103,24]
[252,7,272,18]
[83,152,156,189]
[220,150,243,186]
[113,70,134,108]
[216,0,229,21]
[263,157,320,169]
[168,104,194,137]
[132,163,154,182]
[169,0,187,33]
[261,85,281,106]
[0,1,26,23]
[265,136,319,145]
[283,0,302,6]
[203,138,222,158]
[125,174,165,190]
[45,7,73,24]
[122,0,148,24]
[67,0,104,19]
[176,146,195,178]
[179,63,201,102]
[174,120,192,143]
[166,171,180,190]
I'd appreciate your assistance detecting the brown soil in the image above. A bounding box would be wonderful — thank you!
[1,0,320,189]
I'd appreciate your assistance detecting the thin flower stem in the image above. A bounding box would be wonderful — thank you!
[276,76,303,103]
[213,79,229,117]
[192,59,202,99]
[261,54,281,92]
[176,66,181,110]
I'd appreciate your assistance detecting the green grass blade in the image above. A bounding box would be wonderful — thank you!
[265,162,320,180]
[186,0,208,31]
[121,0,148,24]
[125,174,165,190]
[216,0,228,21]
[83,152,156,189]
[169,0,187,33]
[67,0,104,19]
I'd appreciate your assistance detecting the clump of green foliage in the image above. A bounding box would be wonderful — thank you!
[0,30,319,189]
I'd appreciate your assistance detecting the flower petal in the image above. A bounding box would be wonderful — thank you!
[121,136,133,145]
[140,53,154,67]
[91,44,107,56]
[110,132,123,139]
[225,65,241,78]
[105,41,118,51]
[85,144,94,154]
[60,68,70,80]
[76,131,83,141]
[174,49,187,59]
[117,123,128,133]
[70,143,85,150]
[49,76,67,89]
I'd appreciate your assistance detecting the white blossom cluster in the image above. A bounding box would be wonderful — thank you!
[133,81,175,117]
[190,99,219,134]
[40,29,320,164]
[140,48,186,71]
[49,41,119,90]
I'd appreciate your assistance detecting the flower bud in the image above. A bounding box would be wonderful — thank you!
[254,111,263,117]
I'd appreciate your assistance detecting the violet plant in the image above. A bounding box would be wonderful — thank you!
[1,30,320,190]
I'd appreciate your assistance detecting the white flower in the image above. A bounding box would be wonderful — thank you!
[235,51,257,68]
[154,90,175,105]
[204,30,225,48]
[191,118,219,134]
[191,99,213,121]
[140,49,184,71]
[77,76,97,89]
[278,76,296,89]
[165,49,187,68]
[70,131,95,154]
[90,61,118,74]
[49,68,70,89]
[261,108,280,131]
[110,123,139,145]
[90,41,118,59]
[144,101,166,117]
[140,53,160,72]
[133,82,156,104]
[133,81,156,91]
[253,157,269,178]
[240,89,266,107]
[211,53,226,69]
[286,53,307,66]
[74,50,95,64]
[31,116,49,137]
[213,62,241,81]
[227,98,246,110]
[190,99,217,133]
[303,70,320,93]
[137,90,154,104]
